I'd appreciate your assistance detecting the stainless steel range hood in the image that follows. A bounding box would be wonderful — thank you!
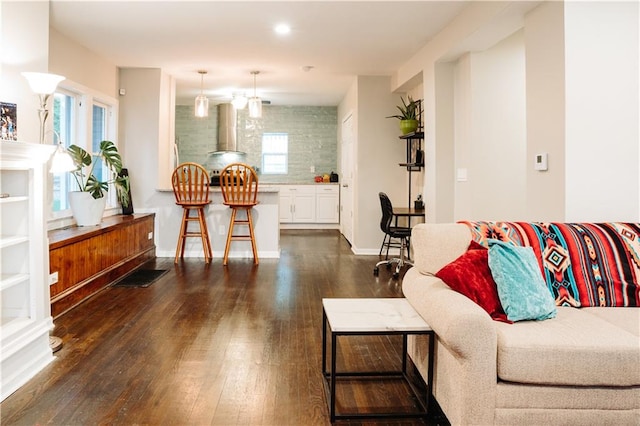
[211,103,245,154]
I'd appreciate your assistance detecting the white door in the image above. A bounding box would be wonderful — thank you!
[340,114,354,245]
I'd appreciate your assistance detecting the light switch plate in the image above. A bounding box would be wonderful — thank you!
[535,153,548,171]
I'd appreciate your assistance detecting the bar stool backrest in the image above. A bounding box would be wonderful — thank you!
[220,163,258,206]
[171,162,210,205]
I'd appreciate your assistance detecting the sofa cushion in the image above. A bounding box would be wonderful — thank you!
[435,242,510,323]
[494,307,640,386]
[582,307,640,337]
[487,240,557,322]
[461,221,640,308]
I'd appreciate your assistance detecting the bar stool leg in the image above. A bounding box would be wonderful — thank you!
[175,208,189,263]
[246,207,258,265]
[223,208,237,266]
[197,207,212,263]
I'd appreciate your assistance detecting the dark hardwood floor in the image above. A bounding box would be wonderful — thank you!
[2,230,443,425]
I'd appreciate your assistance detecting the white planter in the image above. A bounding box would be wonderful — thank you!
[68,192,106,226]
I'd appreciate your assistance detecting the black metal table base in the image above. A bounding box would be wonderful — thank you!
[322,308,435,422]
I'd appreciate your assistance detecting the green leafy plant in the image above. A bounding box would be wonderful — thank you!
[386,96,420,121]
[67,140,130,207]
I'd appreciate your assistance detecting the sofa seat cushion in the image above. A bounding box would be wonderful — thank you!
[494,307,640,386]
[582,307,640,337]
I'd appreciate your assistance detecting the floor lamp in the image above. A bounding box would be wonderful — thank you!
[22,72,67,353]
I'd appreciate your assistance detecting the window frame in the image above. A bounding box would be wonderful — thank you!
[49,80,119,223]
[261,132,289,175]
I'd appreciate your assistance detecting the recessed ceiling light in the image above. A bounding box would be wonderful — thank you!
[274,23,291,35]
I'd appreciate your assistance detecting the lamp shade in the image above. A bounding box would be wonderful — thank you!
[22,72,65,94]
[248,97,262,118]
[231,94,248,110]
[195,95,209,117]
[50,143,76,173]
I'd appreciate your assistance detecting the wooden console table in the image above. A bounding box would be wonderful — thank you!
[48,214,156,318]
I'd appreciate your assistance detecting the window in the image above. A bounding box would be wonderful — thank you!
[51,83,118,217]
[91,102,108,193]
[262,133,288,174]
[52,91,77,212]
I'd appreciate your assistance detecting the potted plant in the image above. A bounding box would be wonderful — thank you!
[67,140,130,226]
[387,96,421,135]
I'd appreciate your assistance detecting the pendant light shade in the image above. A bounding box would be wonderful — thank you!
[195,70,209,117]
[231,93,248,109]
[248,71,262,118]
[248,97,262,118]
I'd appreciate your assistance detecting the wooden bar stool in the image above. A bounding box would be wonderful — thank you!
[171,162,213,263]
[219,163,259,265]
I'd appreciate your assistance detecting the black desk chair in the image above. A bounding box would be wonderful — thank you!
[374,192,413,279]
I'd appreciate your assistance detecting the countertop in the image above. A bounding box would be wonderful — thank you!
[157,185,281,193]
[157,183,338,193]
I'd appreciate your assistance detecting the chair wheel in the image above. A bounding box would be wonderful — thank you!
[373,267,379,276]
[386,263,392,270]
[393,272,399,279]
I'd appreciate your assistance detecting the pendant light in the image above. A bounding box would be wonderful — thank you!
[248,71,262,118]
[194,70,209,117]
[231,93,248,110]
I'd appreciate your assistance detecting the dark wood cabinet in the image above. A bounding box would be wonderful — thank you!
[48,214,156,318]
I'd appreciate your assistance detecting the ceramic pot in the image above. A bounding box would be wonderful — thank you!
[400,119,419,135]
[68,191,106,226]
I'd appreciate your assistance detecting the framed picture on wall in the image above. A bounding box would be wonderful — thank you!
[1,102,18,142]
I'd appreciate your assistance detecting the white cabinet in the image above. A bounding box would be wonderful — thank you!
[279,184,339,225]
[279,185,316,222]
[315,185,339,223]
[1,141,55,401]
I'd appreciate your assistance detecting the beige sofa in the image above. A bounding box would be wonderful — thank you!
[402,223,640,425]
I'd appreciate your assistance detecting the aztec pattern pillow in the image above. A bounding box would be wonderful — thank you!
[459,221,640,308]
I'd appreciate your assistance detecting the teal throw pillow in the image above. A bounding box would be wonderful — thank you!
[487,240,557,322]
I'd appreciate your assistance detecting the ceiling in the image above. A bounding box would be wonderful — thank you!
[49,1,469,106]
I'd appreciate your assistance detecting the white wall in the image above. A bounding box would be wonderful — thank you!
[564,1,639,222]
[466,29,526,220]
[433,64,455,222]
[394,1,639,223]
[453,30,527,221]
[524,1,566,222]
[353,76,407,254]
[49,29,118,99]
[394,1,530,223]
[118,68,166,211]
[0,1,51,143]
[453,54,473,219]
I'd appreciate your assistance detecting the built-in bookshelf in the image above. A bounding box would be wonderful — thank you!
[0,141,56,401]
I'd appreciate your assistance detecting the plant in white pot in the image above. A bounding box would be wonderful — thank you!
[387,96,421,135]
[67,140,130,226]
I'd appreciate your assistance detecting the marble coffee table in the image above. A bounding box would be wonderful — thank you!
[321,298,434,422]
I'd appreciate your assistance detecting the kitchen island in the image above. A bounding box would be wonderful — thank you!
[150,186,280,260]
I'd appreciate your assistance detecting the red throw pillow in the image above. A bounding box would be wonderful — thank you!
[435,242,511,323]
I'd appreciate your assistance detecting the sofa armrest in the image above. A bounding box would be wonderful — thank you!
[403,267,497,360]
[403,267,498,425]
